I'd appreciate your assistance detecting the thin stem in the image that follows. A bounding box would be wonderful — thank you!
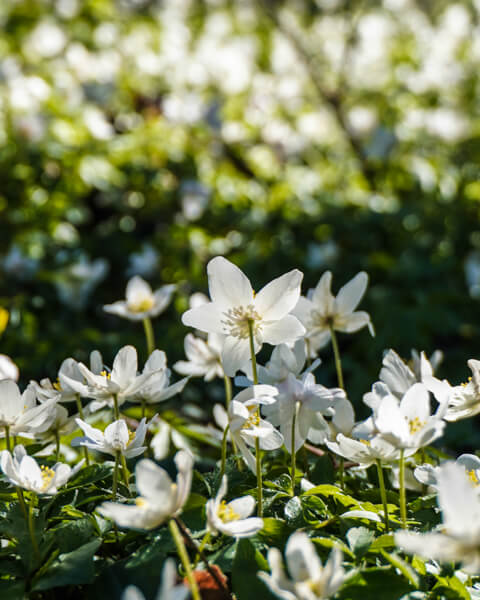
[112,452,120,500]
[220,425,230,480]
[28,495,41,563]
[112,393,120,421]
[223,374,241,469]
[142,317,155,356]
[248,319,263,517]
[75,394,90,465]
[247,320,258,385]
[54,431,60,462]
[168,519,201,600]
[375,460,390,533]
[120,453,130,495]
[290,406,297,496]
[399,449,407,529]
[16,487,28,519]
[329,325,344,390]
[339,457,345,490]
[193,531,211,568]
[4,425,11,452]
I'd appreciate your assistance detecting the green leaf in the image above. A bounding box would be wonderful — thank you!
[312,536,355,559]
[337,567,414,600]
[232,539,277,600]
[0,580,25,600]
[368,534,395,553]
[380,551,419,588]
[32,539,102,591]
[346,527,375,558]
[257,518,293,546]
[432,576,472,600]
[284,496,303,526]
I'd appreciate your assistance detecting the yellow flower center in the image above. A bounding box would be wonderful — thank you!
[218,500,240,523]
[461,376,472,388]
[306,579,324,595]
[100,370,111,379]
[221,306,261,339]
[128,297,155,313]
[408,417,425,434]
[135,497,148,507]
[53,379,62,391]
[468,469,479,486]
[359,439,371,446]
[40,465,56,490]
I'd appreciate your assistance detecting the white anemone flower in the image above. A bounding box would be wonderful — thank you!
[262,373,344,453]
[173,333,224,381]
[292,271,374,356]
[0,445,83,494]
[445,359,480,421]
[206,475,263,538]
[0,380,57,438]
[181,256,305,376]
[373,382,446,450]
[329,397,355,439]
[414,453,480,493]
[258,531,347,600]
[98,450,193,530]
[395,462,480,574]
[227,385,283,474]
[326,433,401,467]
[72,418,149,458]
[104,275,176,321]
[122,559,188,600]
[0,355,19,382]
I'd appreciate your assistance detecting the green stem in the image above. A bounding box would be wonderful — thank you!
[168,519,201,600]
[28,495,41,563]
[375,460,390,533]
[113,393,120,421]
[220,425,230,480]
[193,531,211,568]
[248,319,263,517]
[223,374,242,470]
[75,395,90,465]
[247,320,258,385]
[120,453,130,495]
[339,457,345,490]
[16,487,28,519]
[5,425,11,452]
[112,452,120,500]
[54,431,60,462]
[143,317,155,356]
[329,325,344,390]
[290,406,297,496]
[399,449,407,529]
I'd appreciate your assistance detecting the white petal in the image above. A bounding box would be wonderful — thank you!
[151,284,176,316]
[104,420,129,451]
[437,462,480,539]
[112,346,138,389]
[207,256,253,311]
[0,379,23,422]
[254,270,303,321]
[221,337,252,377]
[311,272,334,314]
[335,311,373,334]
[285,532,322,582]
[228,495,255,518]
[335,271,368,314]
[181,303,225,334]
[103,301,133,319]
[135,459,173,503]
[126,276,153,306]
[262,316,306,345]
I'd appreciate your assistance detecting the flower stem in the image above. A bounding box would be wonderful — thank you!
[290,407,297,496]
[399,449,407,529]
[4,425,11,452]
[193,531,211,568]
[220,425,230,480]
[27,495,41,563]
[375,459,390,533]
[168,519,201,600]
[223,375,241,469]
[113,393,120,421]
[248,319,263,517]
[75,394,90,465]
[120,453,130,495]
[339,457,345,490]
[112,451,120,500]
[142,317,155,356]
[329,325,344,390]
[16,487,27,519]
[55,431,60,462]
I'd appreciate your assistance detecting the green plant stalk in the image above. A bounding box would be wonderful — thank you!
[329,325,344,390]
[399,449,407,529]
[339,457,345,490]
[143,317,155,356]
[193,530,211,568]
[219,424,230,480]
[248,319,263,517]
[54,431,60,462]
[112,451,120,500]
[290,407,297,496]
[168,519,201,600]
[4,425,11,452]
[120,453,130,495]
[16,486,28,519]
[223,374,242,470]
[27,495,41,563]
[75,394,90,465]
[375,459,390,533]
[113,393,120,421]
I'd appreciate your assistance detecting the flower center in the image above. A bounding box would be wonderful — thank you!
[40,465,56,490]
[221,305,261,339]
[468,469,479,486]
[128,296,155,313]
[218,500,240,523]
[100,370,111,379]
[135,497,148,508]
[53,379,62,391]
[408,417,425,434]
[309,309,334,333]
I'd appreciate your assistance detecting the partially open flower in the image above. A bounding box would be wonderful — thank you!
[72,417,149,458]
[104,276,175,321]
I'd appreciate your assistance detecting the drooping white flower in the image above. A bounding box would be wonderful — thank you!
[0,355,19,382]
[0,380,57,437]
[227,385,283,473]
[206,475,263,538]
[262,373,344,453]
[104,275,176,321]
[122,559,189,600]
[258,531,347,600]
[173,333,224,382]
[72,418,149,458]
[414,453,480,493]
[326,433,401,467]
[98,450,193,530]
[0,445,83,495]
[292,271,374,356]
[395,462,480,574]
[182,256,305,376]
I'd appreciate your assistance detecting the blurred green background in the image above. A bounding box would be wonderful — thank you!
[2,0,480,445]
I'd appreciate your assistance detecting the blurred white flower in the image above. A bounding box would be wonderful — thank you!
[53,255,109,310]
[414,453,480,493]
[174,333,224,382]
[104,276,175,321]
[0,380,56,438]
[98,450,193,530]
[0,355,19,382]
[72,418,149,458]
[206,475,263,538]
[122,559,188,600]
[446,359,480,421]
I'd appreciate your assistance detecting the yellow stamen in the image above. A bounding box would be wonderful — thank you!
[468,469,479,486]
[218,500,240,523]
[100,370,111,379]
[53,379,62,391]
[408,417,425,434]
[128,297,155,313]
[40,465,56,490]
[135,497,148,507]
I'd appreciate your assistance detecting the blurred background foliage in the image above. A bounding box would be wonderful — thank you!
[2,0,480,446]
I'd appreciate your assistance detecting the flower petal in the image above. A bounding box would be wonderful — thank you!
[335,271,368,315]
[181,303,225,334]
[207,256,253,311]
[221,336,252,377]
[262,316,305,346]
[254,270,303,321]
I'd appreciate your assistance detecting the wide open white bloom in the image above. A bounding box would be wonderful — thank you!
[174,332,224,382]
[0,444,83,494]
[445,358,480,421]
[206,474,263,538]
[227,385,283,474]
[414,453,480,493]
[259,531,347,600]
[61,346,160,410]
[72,417,149,458]
[0,355,19,382]
[122,559,188,600]
[98,450,193,530]
[262,373,344,453]
[0,380,57,437]
[326,433,401,467]
[182,256,305,376]
[373,382,446,450]
[396,462,480,574]
[292,271,374,356]
[104,275,176,321]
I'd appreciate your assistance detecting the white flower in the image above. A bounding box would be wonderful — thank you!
[104,276,175,321]
[258,531,347,600]
[395,462,480,574]
[36,404,76,442]
[227,385,283,473]
[414,453,480,493]
[0,380,56,437]
[206,475,263,538]
[445,359,480,421]
[0,445,83,495]
[292,271,374,356]
[173,333,224,382]
[329,397,355,439]
[72,418,149,458]
[181,256,305,376]
[326,433,401,467]
[262,373,344,453]
[98,450,193,530]
[150,418,194,461]
[373,382,446,450]
[128,350,188,405]
[0,355,19,382]
[122,559,189,600]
